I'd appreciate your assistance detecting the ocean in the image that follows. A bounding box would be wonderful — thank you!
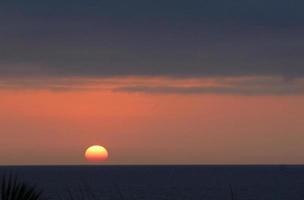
[0,165,304,200]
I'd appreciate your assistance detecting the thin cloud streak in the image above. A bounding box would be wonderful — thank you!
[0,76,303,95]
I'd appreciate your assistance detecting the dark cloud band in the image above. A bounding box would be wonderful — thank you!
[0,0,303,78]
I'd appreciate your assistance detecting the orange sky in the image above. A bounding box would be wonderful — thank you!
[0,77,304,165]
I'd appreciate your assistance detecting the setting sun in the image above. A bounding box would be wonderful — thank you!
[85,145,109,162]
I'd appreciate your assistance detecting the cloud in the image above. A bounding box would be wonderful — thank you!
[113,76,304,95]
[0,76,303,95]
[114,85,304,95]
[0,1,303,79]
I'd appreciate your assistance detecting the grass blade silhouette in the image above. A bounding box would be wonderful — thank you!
[0,174,42,200]
[228,184,237,200]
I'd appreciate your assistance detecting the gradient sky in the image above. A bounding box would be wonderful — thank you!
[0,0,304,165]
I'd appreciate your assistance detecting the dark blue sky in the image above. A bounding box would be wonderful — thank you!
[0,0,303,77]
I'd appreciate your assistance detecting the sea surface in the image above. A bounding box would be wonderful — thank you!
[0,165,304,200]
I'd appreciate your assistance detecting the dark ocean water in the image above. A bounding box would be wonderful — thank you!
[0,165,304,200]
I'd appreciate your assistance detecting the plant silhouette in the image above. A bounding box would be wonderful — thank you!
[0,174,42,200]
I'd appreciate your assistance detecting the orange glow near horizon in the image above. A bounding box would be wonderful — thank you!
[0,76,304,165]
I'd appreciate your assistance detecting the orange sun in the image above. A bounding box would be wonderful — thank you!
[85,145,109,162]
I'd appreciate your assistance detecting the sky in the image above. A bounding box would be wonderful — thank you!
[0,0,304,165]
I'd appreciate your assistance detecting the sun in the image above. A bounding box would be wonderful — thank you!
[85,145,109,162]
